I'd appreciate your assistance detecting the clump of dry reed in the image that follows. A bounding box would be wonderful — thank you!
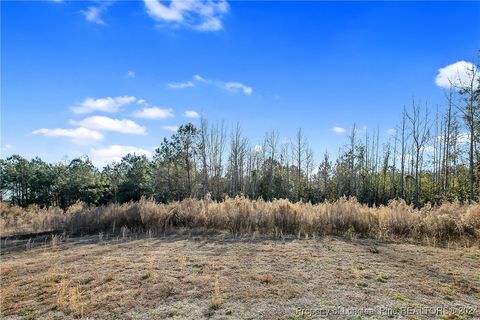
[1,197,479,246]
[0,202,67,236]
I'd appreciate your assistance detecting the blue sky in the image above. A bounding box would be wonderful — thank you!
[1,1,479,166]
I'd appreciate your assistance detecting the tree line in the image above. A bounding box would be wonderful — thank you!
[1,62,479,209]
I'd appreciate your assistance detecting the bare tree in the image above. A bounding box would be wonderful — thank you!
[454,61,479,202]
[264,130,279,199]
[279,142,291,198]
[228,124,248,196]
[442,88,455,197]
[390,130,398,198]
[305,147,315,189]
[292,128,308,200]
[348,125,357,196]
[208,121,227,200]
[199,118,209,196]
[399,107,408,199]
[406,99,431,207]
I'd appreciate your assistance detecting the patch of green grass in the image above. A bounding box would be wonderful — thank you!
[290,310,314,320]
[441,283,457,292]
[316,297,337,307]
[391,291,412,304]
[142,271,154,280]
[21,308,36,320]
[166,303,191,318]
[441,312,465,320]
[375,272,390,283]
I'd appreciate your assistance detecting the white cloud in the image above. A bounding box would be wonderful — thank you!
[82,6,106,25]
[133,107,174,119]
[193,75,253,95]
[254,144,263,153]
[332,126,346,134]
[144,0,184,21]
[423,145,435,154]
[33,127,104,145]
[126,71,135,78]
[163,126,179,132]
[435,61,478,89]
[195,17,222,32]
[437,132,470,145]
[458,132,470,144]
[143,0,229,32]
[194,74,209,83]
[71,116,147,135]
[4,144,13,150]
[224,82,253,95]
[168,81,195,89]
[71,96,137,114]
[90,145,152,167]
[184,110,200,118]
[387,128,396,135]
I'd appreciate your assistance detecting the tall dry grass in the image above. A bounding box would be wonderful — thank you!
[1,196,479,245]
[0,202,66,236]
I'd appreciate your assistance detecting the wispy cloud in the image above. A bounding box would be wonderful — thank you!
[71,96,137,114]
[194,74,209,83]
[71,116,147,135]
[133,107,174,119]
[224,82,253,95]
[458,132,471,144]
[82,5,107,25]
[387,128,396,135]
[168,81,194,89]
[332,126,346,134]
[163,125,179,132]
[184,110,200,118]
[143,0,229,32]
[90,145,152,167]
[192,74,253,95]
[2,143,14,153]
[435,61,478,89]
[126,71,135,78]
[33,127,104,145]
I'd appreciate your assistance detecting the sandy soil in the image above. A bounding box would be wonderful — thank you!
[1,231,479,319]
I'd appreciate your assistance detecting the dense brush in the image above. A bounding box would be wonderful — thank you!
[1,197,479,246]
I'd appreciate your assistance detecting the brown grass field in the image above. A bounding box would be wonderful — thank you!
[1,231,479,320]
[1,197,480,319]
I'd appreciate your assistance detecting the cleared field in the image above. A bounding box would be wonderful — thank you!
[1,232,479,319]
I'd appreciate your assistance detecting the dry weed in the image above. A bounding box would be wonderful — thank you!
[2,197,479,246]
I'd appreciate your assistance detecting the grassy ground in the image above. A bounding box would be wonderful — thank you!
[1,232,479,319]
